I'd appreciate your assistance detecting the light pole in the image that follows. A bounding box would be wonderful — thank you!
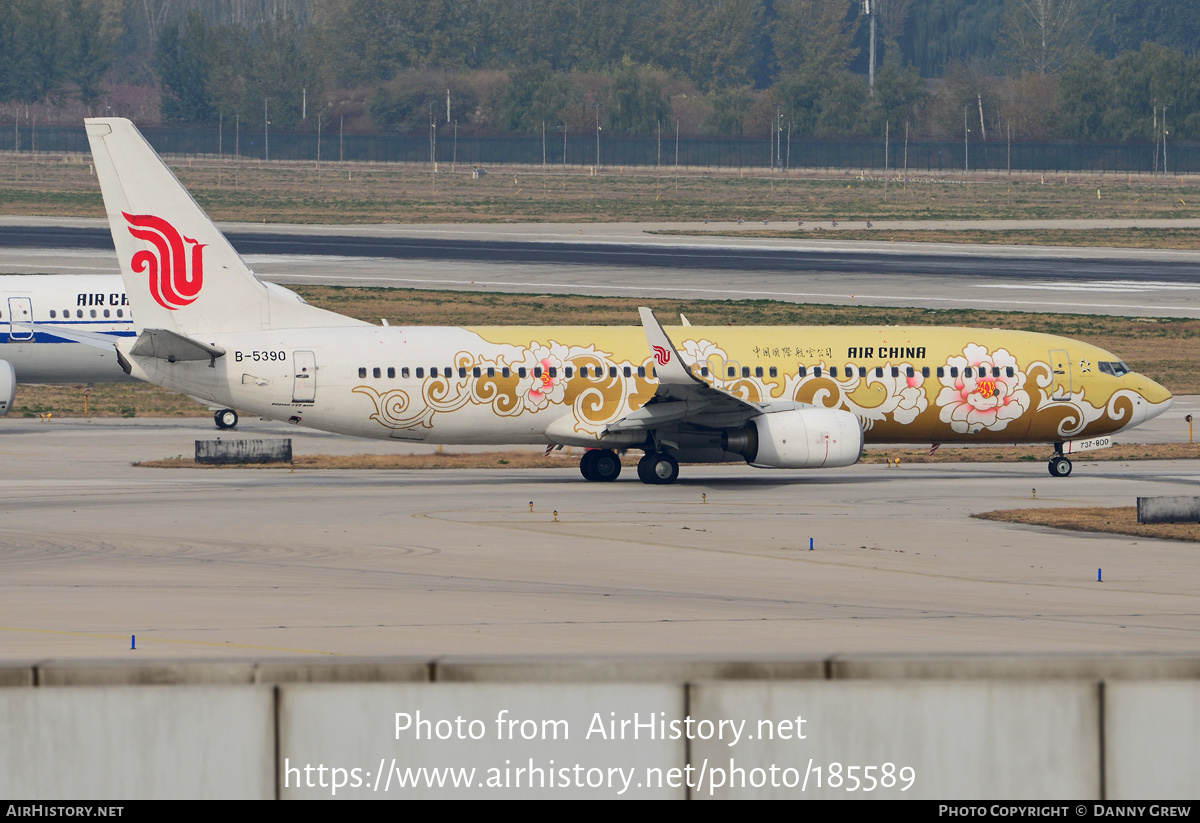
[594,103,601,168]
[264,99,269,161]
[863,0,876,95]
[1163,105,1170,176]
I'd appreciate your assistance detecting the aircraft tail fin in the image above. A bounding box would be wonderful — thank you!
[84,117,362,336]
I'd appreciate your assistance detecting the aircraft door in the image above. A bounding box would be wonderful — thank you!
[292,350,316,403]
[1048,348,1073,398]
[7,297,32,341]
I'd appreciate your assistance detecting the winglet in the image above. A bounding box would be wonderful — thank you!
[638,307,701,386]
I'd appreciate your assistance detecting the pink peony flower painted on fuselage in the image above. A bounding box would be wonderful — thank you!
[936,343,1030,433]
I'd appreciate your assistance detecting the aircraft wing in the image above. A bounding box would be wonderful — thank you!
[28,323,124,349]
[603,308,768,434]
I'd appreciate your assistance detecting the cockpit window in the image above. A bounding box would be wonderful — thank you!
[1098,361,1130,377]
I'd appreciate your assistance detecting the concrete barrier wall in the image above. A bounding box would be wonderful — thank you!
[195,438,292,464]
[0,685,274,799]
[1137,496,1200,523]
[1,655,1199,799]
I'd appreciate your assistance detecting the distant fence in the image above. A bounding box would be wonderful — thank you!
[7,124,1199,174]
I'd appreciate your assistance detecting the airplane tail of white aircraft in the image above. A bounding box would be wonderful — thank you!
[84,117,363,336]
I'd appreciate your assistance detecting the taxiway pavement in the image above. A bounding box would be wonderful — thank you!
[2,416,1197,661]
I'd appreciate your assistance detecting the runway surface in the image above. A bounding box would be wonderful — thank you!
[2,416,1198,661]
[3,218,1200,317]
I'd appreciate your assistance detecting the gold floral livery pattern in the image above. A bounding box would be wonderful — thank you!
[350,327,1166,444]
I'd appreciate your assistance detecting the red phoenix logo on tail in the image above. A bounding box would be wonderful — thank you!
[652,345,671,366]
[123,212,206,310]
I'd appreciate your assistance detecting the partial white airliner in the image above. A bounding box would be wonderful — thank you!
[80,117,1171,483]
[0,274,240,427]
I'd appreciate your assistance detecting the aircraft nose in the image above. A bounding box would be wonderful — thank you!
[1132,377,1173,427]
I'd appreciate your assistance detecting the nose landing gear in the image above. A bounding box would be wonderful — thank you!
[1048,442,1072,477]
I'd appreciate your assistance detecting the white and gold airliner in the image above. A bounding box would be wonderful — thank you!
[81,118,1172,483]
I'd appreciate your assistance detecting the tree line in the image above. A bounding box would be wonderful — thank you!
[3,0,1200,143]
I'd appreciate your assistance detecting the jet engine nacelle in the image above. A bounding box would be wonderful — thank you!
[723,407,863,469]
[0,360,14,416]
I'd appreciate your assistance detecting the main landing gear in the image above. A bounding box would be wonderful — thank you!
[214,408,239,429]
[637,451,679,485]
[1048,443,1072,477]
[579,448,621,482]
[578,449,682,484]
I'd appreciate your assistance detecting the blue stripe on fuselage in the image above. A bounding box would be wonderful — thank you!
[2,329,137,344]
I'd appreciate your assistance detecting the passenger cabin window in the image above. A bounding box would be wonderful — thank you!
[549,367,558,378]
[103,309,110,318]
[922,367,930,378]
[402,367,410,378]
[950,367,959,378]
[76,310,83,318]
[1006,367,1014,377]
[829,367,838,378]
[875,367,884,377]
[473,367,481,377]
[358,367,367,378]
[701,367,709,377]
[637,366,646,378]
[459,367,467,378]
[813,367,823,377]
[416,367,425,378]
[609,367,617,378]
[117,309,123,318]
[741,367,750,378]
[936,367,945,378]
[891,367,900,377]
[564,367,572,378]
[387,367,395,378]
[90,309,97,318]
[798,366,807,377]
[858,367,867,377]
[49,310,56,318]
[728,366,736,378]
[518,367,527,378]
[373,367,381,378]
[623,366,632,377]
[502,367,511,378]
[487,367,494,377]
[964,367,973,378]
[906,367,914,378]
[769,366,777,378]
[533,367,542,378]
[754,366,763,377]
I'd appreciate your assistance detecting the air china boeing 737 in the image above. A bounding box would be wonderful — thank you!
[80,117,1171,484]
[0,274,240,427]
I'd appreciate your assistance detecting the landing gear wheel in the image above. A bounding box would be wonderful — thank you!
[214,408,238,429]
[580,449,621,482]
[648,452,679,485]
[580,449,598,481]
[1048,455,1072,477]
[637,452,655,483]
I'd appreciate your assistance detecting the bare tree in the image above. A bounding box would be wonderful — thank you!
[997,0,1096,75]
[138,0,174,49]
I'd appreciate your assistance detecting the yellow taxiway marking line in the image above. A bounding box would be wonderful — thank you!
[0,625,338,655]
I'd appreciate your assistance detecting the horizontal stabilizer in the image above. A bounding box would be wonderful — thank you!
[129,328,226,362]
